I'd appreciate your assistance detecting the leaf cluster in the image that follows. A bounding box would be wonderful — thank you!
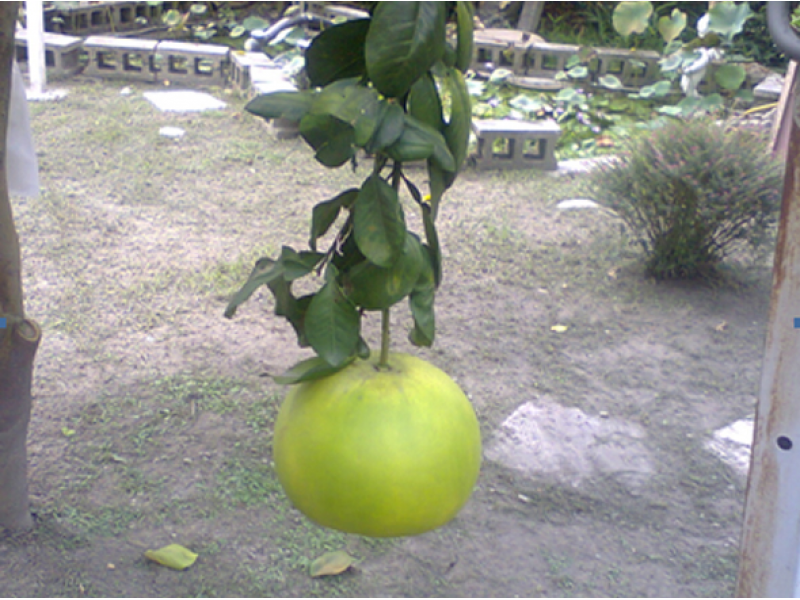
[586,118,783,280]
[225,2,474,384]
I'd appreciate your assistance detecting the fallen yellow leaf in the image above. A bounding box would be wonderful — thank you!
[144,544,198,570]
[550,325,568,333]
[715,321,728,332]
[309,550,355,578]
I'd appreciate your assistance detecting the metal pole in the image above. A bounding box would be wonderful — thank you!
[736,62,800,598]
[25,0,45,96]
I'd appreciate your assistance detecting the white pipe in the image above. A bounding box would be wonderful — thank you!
[25,0,45,95]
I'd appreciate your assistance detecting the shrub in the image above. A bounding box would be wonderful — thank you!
[586,118,783,280]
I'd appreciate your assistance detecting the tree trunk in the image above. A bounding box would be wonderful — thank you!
[0,1,39,533]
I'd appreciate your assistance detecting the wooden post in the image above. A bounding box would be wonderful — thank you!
[517,1,545,33]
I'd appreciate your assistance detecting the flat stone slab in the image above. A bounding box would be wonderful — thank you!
[754,74,783,100]
[557,198,600,210]
[485,401,654,492]
[704,418,754,476]
[143,90,226,112]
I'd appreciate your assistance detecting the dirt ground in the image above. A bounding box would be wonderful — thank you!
[0,78,774,597]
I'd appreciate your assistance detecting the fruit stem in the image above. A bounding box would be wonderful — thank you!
[379,308,390,368]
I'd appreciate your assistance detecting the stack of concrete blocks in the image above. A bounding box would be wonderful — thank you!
[472,29,720,94]
[472,119,562,171]
[14,26,83,78]
[472,28,540,75]
[82,36,230,86]
[48,1,195,35]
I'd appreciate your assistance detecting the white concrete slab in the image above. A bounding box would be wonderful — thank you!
[159,127,185,138]
[557,198,600,210]
[704,417,754,477]
[485,401,654,492]
[144,90,226,112]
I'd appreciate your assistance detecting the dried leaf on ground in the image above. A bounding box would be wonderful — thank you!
[144,544,198,570]
[309,550,355,578]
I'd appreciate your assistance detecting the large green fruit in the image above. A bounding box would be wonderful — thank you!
[273,353,482,537]
[342,232,425,310]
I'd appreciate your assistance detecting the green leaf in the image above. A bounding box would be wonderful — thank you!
[734,88,755,102]
[567,65,589,79]
[356,336,370,359]
[427,160,447,220]
[190,3,207,15]
[639,80,672,98]
[659,52,683,72]
[408,256,436,347]
[267,278,313,348]
[556,87,580,103]
[310,189,358,251]
[454,1,474,72]
[145,544,198,570]
[309,550,355,578]
[299,114,356,168]
[713,63,746,91]
[280,247,325,281]
[365,2,447,98]
[488,68,513,84]
[311,80,382,147]
[707,1,752,42]
[656,105,683,116]
[365,102,405,154]
[246,91,312,123]
[657,9,686,43]
[162,8,182,27]
[598,74,623,89]
[408,72,444,132]
[699,93,724,112]
[304,281,360,367]
[443,67,471,177]
[274,355,354,385]
[242,16,269,32]
[421,204,441,287]
[509,94,543,113]
[224,258,283,318]
[305,19,370,88]
[388,114,455,171]
[612,1,653,37]
[353,175,406,268]
[230,25,246,38]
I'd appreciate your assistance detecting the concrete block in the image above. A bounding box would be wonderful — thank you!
[473,119,561,171]
[594,47,660,87]
[82,37,230,85]
[14,28,84,77]
[83,36,159,81]
[230,51,275,90]
[473,28,541,74]
[155,41,230,85]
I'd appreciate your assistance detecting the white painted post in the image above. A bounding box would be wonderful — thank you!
[25,0,45,96]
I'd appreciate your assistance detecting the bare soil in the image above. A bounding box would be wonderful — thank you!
[0,78,773,597]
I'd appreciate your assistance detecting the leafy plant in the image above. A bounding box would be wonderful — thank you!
[586,118,782,280]
[225,2,474,382]
[614,0,753,115]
